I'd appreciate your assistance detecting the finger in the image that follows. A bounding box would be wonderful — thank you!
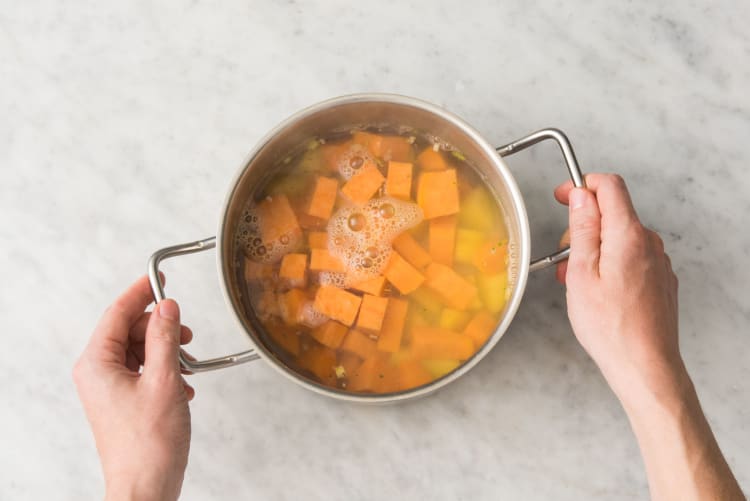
[646,229,665,255]
[567,188,602,276]
[555,229,571,285]
[142,299,182,381]
[555,174,639,226]
[87,274,161,364]
[183,379,195,401]
[555,261,568,285]
[130,312,193,344]
[554,180,574,205]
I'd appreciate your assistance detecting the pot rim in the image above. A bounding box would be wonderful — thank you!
[216,93,531,403]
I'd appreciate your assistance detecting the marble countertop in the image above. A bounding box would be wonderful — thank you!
[2,1,748,499]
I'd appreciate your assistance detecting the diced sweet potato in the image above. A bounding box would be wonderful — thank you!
[377,298,409,353]
[313,285,362,326]
[383,252,425,294]
[454,228,485,264]
[299,344,337,385]
[309,248,345,272]
[392,232,431,269]
[349,275,386,296]
[311,320,349,349]
[340,163,385,205]
[474,241,508,274]
[320,140,354,173]
[410,326,475,360]
[278,288,308,325]
[347,356,383,392]
[476,272,509,313]
[463,310,497,349]
[338,351,362,379]
[265,319,300,356]
[341,329,378,359]
[429,216,457,266]
[307,231,328,249]
[305,176,338,220]
[416,147,448,171]
[353,132,413,162]
[243,258,273,282]
[439,308,471,330]
[279,253,307,288]
[356,295,389,333]
[385,161,413,200]
[397,359,434,390]
[417,169,459,219]
[256,194,301,243]
[423,262,478,311]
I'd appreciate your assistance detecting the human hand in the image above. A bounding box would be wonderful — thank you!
[73,275,195,501]
[553,174,683,403]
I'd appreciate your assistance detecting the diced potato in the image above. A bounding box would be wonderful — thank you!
[476,272,509,313]
[454,228,484,264]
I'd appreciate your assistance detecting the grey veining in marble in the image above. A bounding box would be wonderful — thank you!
[1,1,748,499]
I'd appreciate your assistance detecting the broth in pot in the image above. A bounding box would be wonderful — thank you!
[233,127,510,394]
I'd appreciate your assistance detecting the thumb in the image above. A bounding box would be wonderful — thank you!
[143,299,181,380]
[567,188,602,276]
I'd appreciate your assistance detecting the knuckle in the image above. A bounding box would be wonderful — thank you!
[605,173,627,190]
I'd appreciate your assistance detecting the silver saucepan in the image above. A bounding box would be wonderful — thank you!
[147,93,584,403]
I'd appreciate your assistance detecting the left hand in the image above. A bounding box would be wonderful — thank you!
[73,275,194,501]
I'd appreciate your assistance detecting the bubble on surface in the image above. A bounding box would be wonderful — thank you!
[235,206,302,264]
[300,302,328,328]
[326,196,423,286]
[337,144,375,180]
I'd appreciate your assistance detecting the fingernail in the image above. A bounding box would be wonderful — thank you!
[570,188,587,210]
[159,299,179,321]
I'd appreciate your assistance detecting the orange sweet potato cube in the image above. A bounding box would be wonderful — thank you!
[423,262,478,311]
[416,148,448,171]
[353,132,413,162]
[347,356,381,392]
[338,351,363,379]
[349,275,386,296]
[340,163,385,205]
[417,169,460,219]
[311,320,349,349]
[397,359,433,391]
[340,329,378,360]
[266,321,301,357]
[463,310,497,349]
[307,231,328,249]
[277,288,308,325]
[383,252,425,294]
[356,295,389,333]
[306,176,339,220]
[385,161,413,200]
[377,298,409,353]
[309,248,345,272]
[299,344,337,385]
[279,253,307,288]
[392,232,431,269]
[256,194,301,243]
[409,326,475,360]
[313,285,362,326]
[429,216,457,266]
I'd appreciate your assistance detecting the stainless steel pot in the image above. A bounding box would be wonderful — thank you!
[147,93,584,403]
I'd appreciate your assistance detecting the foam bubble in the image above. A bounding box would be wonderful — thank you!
[336,144,375,180]
[235,205,302,264]
[326,196,423,286]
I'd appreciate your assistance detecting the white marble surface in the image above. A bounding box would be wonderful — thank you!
[1,1,748,499]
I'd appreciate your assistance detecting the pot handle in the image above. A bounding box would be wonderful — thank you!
[148,236,260,373]
[496,128,586,272]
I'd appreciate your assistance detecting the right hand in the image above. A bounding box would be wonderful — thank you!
[553,174,683,402]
